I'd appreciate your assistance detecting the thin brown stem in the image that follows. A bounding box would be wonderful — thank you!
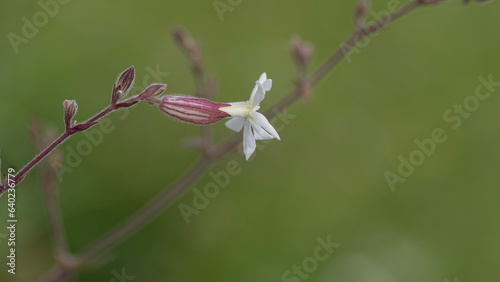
[29,121,75,282]
[41,264,77,282]
[84,105,114,125]
[0,100,138,196]
[193,68,206,97]
[311,1,420,85]
[75,156,213,265]
[0,131,71,195]
[42,166,70,261]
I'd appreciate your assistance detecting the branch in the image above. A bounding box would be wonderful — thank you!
[74,157,213,266]
[0,68,167,196]
[49,0,443,272]
[30,120,71,262]
[310,0,421,85]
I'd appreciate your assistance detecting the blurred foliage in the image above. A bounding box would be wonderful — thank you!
[1,0,499,281]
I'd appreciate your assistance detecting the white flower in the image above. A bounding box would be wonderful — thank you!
[219,73,281,160]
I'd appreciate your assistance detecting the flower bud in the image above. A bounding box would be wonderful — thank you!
[291,36,314,70]
[112,66,135,104]
[355,0,370,28]
[160,95,231,125]
[63,100,78,129]
[138,83,167,101]
[172,27,202,71]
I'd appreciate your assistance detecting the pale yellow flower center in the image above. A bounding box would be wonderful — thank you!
[219,104,252,118]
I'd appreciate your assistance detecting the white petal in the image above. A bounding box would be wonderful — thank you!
[250,119,274,140]
[252,82,266,107]
[261,79,272,92]
[249,83,258,102]
[225,117,246,132]
[243,121,256,160]
[249,81,260,102]
[250,73,268,102]
[253,112,280,140]
[258,72,267,83]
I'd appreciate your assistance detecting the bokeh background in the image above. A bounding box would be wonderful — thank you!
[1,0,499,281]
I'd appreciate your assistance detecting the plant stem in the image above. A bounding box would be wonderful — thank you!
[310,1,420,85]
[0,131,71,196]
[41,265,76,282]
[0,104,125,196]
[75,156,213,265]
[42,164,70,261]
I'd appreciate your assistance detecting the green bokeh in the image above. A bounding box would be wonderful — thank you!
[1,0,499,281]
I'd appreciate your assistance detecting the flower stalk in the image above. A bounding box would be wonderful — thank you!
[0,67,166,195]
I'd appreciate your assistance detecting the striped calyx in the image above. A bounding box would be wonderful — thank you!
[160,95,231,125]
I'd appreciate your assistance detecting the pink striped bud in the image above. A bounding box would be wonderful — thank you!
[160,95,231,125]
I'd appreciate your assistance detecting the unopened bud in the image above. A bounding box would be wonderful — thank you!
[172,28,189,48]
[355,0,370,28]
[63,100,78,129]
[138,83,167,101]
[160,95,231,125]
[172,27,202,71]
[112,66,135,104]
[291,37,314,70]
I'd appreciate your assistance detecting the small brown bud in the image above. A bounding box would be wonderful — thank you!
[291,36,314,70]
[355,0,370,29]
[138,83,167,101]
[172,27,203,71]
[172,27,189,48]
[63,100,78,130]
[112,66,135,104]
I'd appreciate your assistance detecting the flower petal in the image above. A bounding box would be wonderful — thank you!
[249,83,259,103]
[253,82,266,107]
[225,117,246,132]
[243,121,256,160]
[253,112,280,140]
[250,119,274,140]
[250,73,269,103]
[261,79,272,92]
[258,72,267,84]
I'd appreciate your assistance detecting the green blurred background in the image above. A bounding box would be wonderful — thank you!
[1,0,499,281]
